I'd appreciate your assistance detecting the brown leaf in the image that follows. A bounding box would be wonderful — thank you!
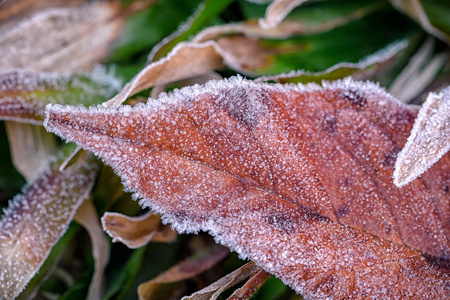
[0,150,98,299]
[44,77,450,298]
[394,86,450,187]
[137,246,229,300]
[182,262,261,300]
[101,211,176,249]
[227,269,271,300]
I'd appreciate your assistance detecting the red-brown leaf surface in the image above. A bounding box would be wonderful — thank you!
[44,77,450,298]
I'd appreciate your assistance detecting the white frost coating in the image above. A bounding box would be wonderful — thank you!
[0,154,98,299]
[44,76,450,298]
[394,86,450,187]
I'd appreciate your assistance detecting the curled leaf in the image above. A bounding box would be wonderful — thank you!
[101,211,176,249]
[0,150,99,299]
[182,262,261,300]
[44,77,450,298]
[394,86,450,187]
[0,67,121,124]
[138,246,229,300]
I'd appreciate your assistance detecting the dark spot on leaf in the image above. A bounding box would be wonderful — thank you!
[444,186,449,193]
[339,88,366,107]
[214,87,271,130]
[264,213,295,233]
[336,204,349,218]
[322,114,337,134]
[385,224,392,235]
[382,148,400,168]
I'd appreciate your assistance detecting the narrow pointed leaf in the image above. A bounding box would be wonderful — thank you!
[394,86,450,187]
[0,150,99,299]
[44,78,449,298]
[0,68,121,124]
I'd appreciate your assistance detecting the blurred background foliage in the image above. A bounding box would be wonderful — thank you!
[0,0,449,299]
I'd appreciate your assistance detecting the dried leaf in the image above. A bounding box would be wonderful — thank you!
[0,150,99,299]
[44,77,450,298]
[138,246,229,300]
[0,2,124,72]
[101,211,176,249]
[182,262,261,300]
[227,269,271,300]
[74,199,110,300]
[0,68,121,124]
[394,86,450,187]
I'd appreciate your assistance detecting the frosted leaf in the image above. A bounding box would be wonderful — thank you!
[101,211,176,249]
[394,87,450,187]
[0,67,121,124]
[0,2,123,72]
[0,151,98,299]
[44,77,450,298]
